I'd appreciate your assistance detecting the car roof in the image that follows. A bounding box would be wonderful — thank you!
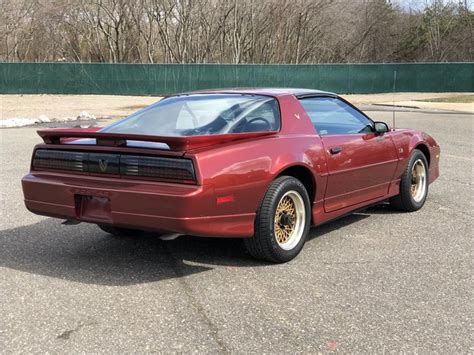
[174,87,337,98]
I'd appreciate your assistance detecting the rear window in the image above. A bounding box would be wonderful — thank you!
[102,94,280,136]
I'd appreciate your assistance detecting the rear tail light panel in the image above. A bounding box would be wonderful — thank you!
[121,155,195,182]
[32,149,196,184]
[33,149,87,172]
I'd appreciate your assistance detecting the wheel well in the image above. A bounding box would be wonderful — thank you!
[277,166,316,203]
[415,144,430,166]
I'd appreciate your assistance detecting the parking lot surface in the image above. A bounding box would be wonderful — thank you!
[1,109,472,352]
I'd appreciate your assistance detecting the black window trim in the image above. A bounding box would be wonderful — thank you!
[296,94,375,136]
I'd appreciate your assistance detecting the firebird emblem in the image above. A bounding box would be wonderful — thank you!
[99,159,108,172]
[294,113,301,120]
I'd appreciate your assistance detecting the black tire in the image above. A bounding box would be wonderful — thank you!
[390,149,429,212]
[244,176,311,263]
[98,224,144,237]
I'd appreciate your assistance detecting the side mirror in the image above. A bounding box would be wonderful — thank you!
[374,121,389,135]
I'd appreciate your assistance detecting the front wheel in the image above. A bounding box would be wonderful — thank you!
[390,149,429,212]
[244,176,311,263]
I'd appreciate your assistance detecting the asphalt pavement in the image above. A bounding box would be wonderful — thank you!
[0,109,472,352]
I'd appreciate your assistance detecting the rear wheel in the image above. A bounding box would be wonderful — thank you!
[98,224,144,237]
[244,176,311,263]
[390,149,429,212]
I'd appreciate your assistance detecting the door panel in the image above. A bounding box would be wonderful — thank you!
[322,132,398,212]
[298,96,399,213]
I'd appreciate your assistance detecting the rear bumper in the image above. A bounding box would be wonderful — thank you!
[22,173,255,237]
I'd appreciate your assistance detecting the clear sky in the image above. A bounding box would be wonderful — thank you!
[392,0,473,11]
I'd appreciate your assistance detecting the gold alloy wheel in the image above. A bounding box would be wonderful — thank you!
[411,159,427,203]
[275,196,296,243]
[274,190,306,250]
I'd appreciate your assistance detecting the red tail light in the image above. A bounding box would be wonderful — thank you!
[120,155,196,183]
[33,150,86,172]
[32,149,196,184]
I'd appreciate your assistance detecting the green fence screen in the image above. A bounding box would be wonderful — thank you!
[0,62,472,95]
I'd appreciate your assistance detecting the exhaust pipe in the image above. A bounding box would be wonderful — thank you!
[159,233,182,241]
[62,220,181,241]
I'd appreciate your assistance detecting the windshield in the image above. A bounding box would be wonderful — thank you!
[102,94,280,136]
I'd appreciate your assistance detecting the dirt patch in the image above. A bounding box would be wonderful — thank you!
[0,95,161,121]
[120,104,152,110]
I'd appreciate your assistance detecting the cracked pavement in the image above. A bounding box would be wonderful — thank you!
[1,109,472,352]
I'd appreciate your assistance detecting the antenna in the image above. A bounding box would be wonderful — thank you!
[392,70,397,130]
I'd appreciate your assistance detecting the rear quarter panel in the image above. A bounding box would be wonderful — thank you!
[192,135,327,219]
[189,94,329,220]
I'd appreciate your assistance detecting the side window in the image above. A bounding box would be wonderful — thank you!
[299,97,373,136]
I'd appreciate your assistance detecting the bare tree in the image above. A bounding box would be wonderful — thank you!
[0,0,472,63]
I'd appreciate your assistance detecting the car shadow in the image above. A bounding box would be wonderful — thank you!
[307,213,369,241]
[362,202,405,215]
[0,203,397,286]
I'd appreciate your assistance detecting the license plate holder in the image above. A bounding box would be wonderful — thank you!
[77,195,112,222]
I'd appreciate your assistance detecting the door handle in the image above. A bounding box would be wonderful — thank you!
[330,147,342,154]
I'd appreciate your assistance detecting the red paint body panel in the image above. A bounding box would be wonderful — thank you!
[320,132,399,212]
[22,89,440,237]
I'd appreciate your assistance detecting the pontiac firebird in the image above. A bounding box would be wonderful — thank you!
[22,88,440,262]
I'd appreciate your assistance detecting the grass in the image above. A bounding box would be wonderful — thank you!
[415,95,474,103]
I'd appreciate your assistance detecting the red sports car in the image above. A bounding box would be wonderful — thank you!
[22,88,440,262]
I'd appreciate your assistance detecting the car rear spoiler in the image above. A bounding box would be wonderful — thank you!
[37,128,277,151]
